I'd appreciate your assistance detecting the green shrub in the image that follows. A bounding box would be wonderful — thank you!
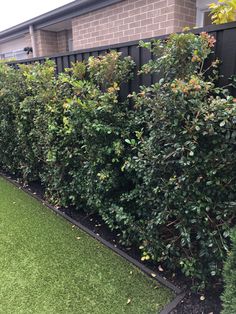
[0,35,235,290]
[15,61,56,181]
[0,64,26,173]
[39,53,135,210]
[222,228,236,314]
[120,33,236,288]
[0,61,56,180]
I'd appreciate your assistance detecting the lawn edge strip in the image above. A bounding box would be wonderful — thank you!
[0,172,187,314]
[159,292,186,314]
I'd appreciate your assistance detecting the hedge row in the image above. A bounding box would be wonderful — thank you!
[0,32,235,288]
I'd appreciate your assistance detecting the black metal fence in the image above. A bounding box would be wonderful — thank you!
[7,21,236,96]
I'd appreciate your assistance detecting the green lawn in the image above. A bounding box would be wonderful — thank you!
[0,176,173,314]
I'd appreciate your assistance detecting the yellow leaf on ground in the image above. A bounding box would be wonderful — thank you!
[127,298,131,305]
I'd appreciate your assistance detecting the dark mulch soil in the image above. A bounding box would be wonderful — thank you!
[171,292,222,314]
[4,174,223,314]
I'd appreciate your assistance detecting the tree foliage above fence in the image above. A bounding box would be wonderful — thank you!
[0,32,236,290]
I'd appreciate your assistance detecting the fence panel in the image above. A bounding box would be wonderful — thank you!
[6,22,236,96]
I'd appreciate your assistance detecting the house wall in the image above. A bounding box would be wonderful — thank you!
[0,0,197,59]
[0,33,32,58]
[34,30,70,56]
[35,30,59,56]
[72,0,197,50]
[0,29,70,58]
[57,30,69,53]
[173,0,196,29]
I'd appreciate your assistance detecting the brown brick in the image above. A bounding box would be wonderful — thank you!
[141,18,154,26]
[123,3,135,11]
[154,0,168,9]
[72,0,197,50]
[129,21,141,28]
[124,28,135,36]
[124,16,135,24]
[118,12,129,19]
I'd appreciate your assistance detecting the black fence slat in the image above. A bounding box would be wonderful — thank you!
[90,51,99,58]
[69,54,76,65]
[63,55,69,69]
[215,30,224,61]
[117,46,130,100]
[57,57,63,73]
[4,23,236,98]
[140,45,152,87]
[117,46,128,58]
[129,45,141,94]
[217,28,236,90]
[75,53,83,62]
[98,50,107,56]
[83,52,90,61]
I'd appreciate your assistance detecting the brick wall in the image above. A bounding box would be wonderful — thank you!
[173,0,196,29]
[34,30,69,56]
[35,30,59,56]
[72,0,197,50]
[0,0,197,59]
[0,33,32,58]
[57,30,69,53]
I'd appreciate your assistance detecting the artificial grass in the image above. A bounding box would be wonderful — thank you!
[0,176,173,314]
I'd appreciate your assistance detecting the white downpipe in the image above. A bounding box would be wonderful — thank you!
[29,25,37,57]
